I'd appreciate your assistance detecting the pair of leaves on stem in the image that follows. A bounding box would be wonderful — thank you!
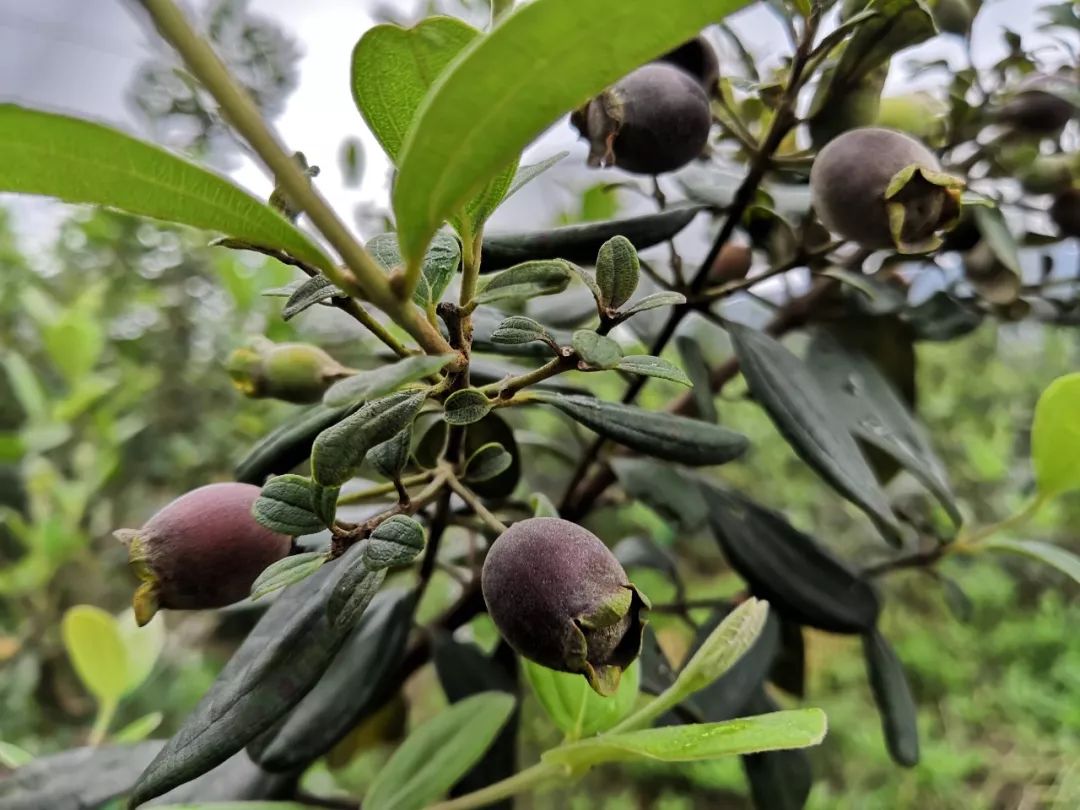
[571,330,693,386]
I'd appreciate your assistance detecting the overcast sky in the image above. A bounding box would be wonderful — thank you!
[0,0,1069,251]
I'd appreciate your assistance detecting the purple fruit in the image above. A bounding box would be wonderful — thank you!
[996,75,1077,136]
[658,35,719,90]
[572,63,711,176]
[1051,188,1080,237]
[115,483,292,625]
[482,517,649,695]
[810,127,964,253]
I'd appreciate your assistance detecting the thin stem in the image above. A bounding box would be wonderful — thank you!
[428,761,566,810]
[136,0,456,362]
[477,355,574,397]
[88,699,117,746]
[336,471,434,505]
[446,474,510,534]
[962,493,1050,545]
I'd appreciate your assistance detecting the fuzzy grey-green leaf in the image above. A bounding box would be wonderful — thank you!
[617,355,692,386]
[595,235,640,309]
[366,231,462,307]
[463,442,514,483]
[367,426,413,480]
[250,552,327,600]
[281,275,346,320]
[621,291,687,317]
[444,388,493,426]
[253,474,339,536]
[573,330,623,369]
[365,515,427,570]
[490,315,557,349]
[474,260,572,305]
[323,354,450,407]
[312,391,427,486]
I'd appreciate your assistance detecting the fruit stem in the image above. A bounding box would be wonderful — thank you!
[446,473,509,534]
[427,761,566,810]
[88,698,117,746]
[134,0,457,363]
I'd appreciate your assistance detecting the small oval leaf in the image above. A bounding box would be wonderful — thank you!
[253,474,338,536]
[365,515,427,570]
[572,330,623,369]
[616,355,692,386]
[1031,372,1080,498]
[463,442,514,483]
[61,605,129,704]
[474,260,572,306]
[444,388,494,426]
[595,235,640,310]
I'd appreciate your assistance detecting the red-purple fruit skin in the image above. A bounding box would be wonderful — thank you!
[481,517,645,679]
[578,63,711,176]
[122,483,291,615]
[658,35,720,90]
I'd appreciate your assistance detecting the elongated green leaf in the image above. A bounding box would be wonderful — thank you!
[675,598,770,696]
[281,275,345,321]
[621,290,688,317]
[250,588,416,772]
[481,206,704,272]
[675,335,717,421]
[611,459,707,531]
[543,709,826,768]
[1031,372,1080,498]
[444,388,494,426]
[130,545,374,804]
[532,392,748,466]
[863,629,919,767]
[393,0,750,264]
[365,692,516,810]
[686,610,781,723]
[250,552,327,600]
[61,605,128,704]
[704,484,881,633]
[524,659,640,739]
[617,355,692,386]
[729,323,901,545]
[253,475,338,536]
[573,330,623,369]
[366,232,462,307]
[464,442,514,483]
[982,538,1080,584]
[507,151,569,197]
[323,354,450,408]
[806,329,960,526]
[474,260,572,305]
[0,106,333,272]
[312,391,428,486]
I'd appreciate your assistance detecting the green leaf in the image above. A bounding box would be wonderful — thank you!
[235,402,361,484]
[366,231,462,307]
[463,413,522,499]
[617,355,692,386]
[611,459,707,531]
[1031,372,1080,498]
[862,629,919,767]
[365,692,516,810]
[704,484,881,633]
[464,442,514,483]
[675,335,717,421]
[474,260,572,305]
[490,315,558,350]
[573,330,623,369]
[620,290,688,318]
[531,392,748,466]
[129,550,379,804]
[250,589,416,771]
[567,261,603,305]
[115,608,165,694]
[1,352,48,422]
[312,391,428,486]
[368,426,414,480]
[281,275,345,321]
[365,515,427,570]
[0,741,33,769]
[982,538,1080,585]
[253,475,339,536]
[112,712,164,744]
[481,206,704,272]
[323,354,450,407]
[151,804,312,810]
[444,388,494,426]
[544,709,826,768]
[392,0,748,265]
[728,323,902,545]
[741,690,815,810]
[805,329,960,526]
[595,235,640,310]
[61,605,128,704]
[507,151,569,197]
[524,659,640,739]
[351,18,515,243]
[250,552,327,600]
[0,105,333,272]
[531,492,560,518]
[674,598,770,697]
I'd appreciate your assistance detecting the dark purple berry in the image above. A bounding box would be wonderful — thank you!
[658,35,719,91]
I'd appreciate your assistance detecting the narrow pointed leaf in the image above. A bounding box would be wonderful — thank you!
[507,151,569,197]
[621,291,688,317]
[235,402,360,484]
[676,335,717,421]
[250,552,327,601]
[281,275,345,321]
[0,105,333,272]
[728,323,901,545]
[982,538,1080,585]
[474,260,572,305]
[364,692,516,810]
[392,0,751,264]
[862,629,919,767]
[323,354,451,407]
[617,355,692,386]
[532,392,748,466]
[675,598,770,695]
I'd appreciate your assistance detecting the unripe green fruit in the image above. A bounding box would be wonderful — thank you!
[1018,155,1074,195]
[658,35,719,91]
[481,517,649,695]
[227,337,353,404]
[573,63,711,176]
[810,128,964,253]
[115,483,292,625]
[1051,188,1080,237]
[875,94,947,142]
